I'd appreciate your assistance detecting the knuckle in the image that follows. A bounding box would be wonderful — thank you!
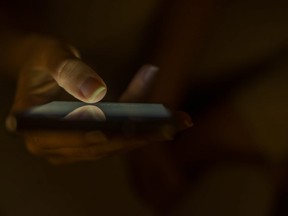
[56,59,72,87]
[57,59,80,80]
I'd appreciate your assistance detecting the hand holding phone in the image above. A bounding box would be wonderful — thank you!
[10,101,178,135]
[7,38,191,165]
[7,101,192,165]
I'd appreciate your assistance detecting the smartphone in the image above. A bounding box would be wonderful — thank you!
[10,101,176,135]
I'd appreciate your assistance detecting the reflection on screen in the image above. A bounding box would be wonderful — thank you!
[26,101,171,121]
[64,105,106,121]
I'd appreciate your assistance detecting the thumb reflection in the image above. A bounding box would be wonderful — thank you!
[64,105,106,121]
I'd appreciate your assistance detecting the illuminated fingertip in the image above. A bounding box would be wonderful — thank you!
[89,86,107,102]
[5,115,17,132]
[185,119,194,128]
[142,64,159,82]
[80,78,107,103]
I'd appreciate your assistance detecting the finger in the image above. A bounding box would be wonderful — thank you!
[21,38,107,104]
[25,131,107,151]
[11,38,106,114]
[11,68,60,112]
[42,40,107,103]
[27,134,148,158]
[53,59,107,103]
[175,111,194,132]
[119,64,158,102]
[24,123,175,159]
[47,155,106,165]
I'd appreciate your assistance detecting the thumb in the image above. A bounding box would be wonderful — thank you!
[119,64,159,102]
[53,59,107,103]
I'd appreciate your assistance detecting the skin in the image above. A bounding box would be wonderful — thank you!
[1,0,216,212]
[2,1,282,215]
[1,34,192,165]
[1,0,214,166]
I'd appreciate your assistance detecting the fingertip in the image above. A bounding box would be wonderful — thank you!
[55,59,107,103]
[184,117,194,128]
[176,111,193,131]
[140,64,159,82]
[119,64,158,102]
[80,81,107,103]
[5,115,17,132]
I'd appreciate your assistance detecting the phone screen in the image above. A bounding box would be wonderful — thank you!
[13,101,175,133]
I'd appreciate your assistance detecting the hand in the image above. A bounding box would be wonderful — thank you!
[10,36,106,113]
[7,37,192,165]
